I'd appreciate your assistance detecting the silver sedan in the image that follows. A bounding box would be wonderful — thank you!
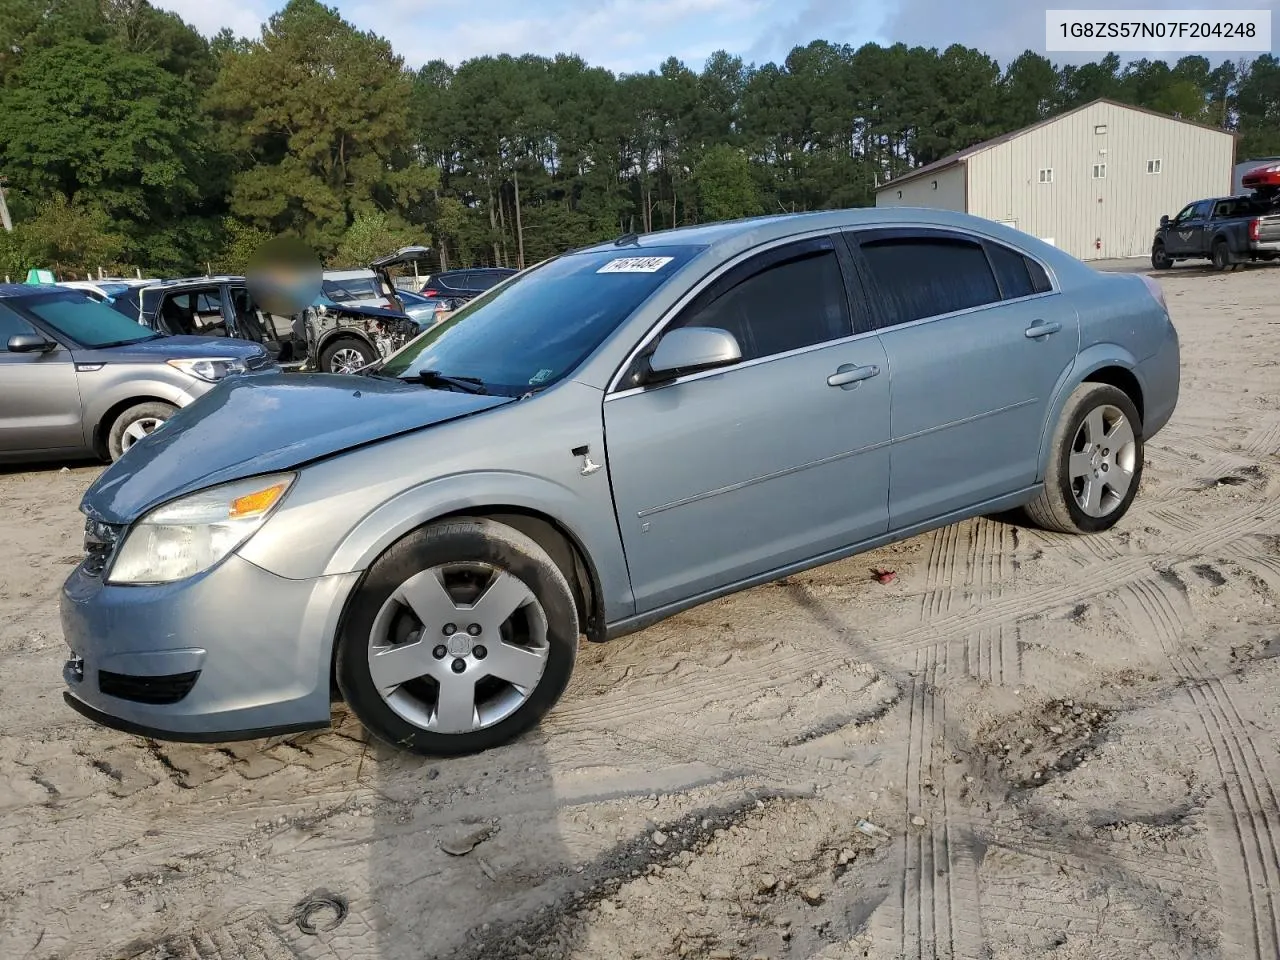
[61,207,1179,756]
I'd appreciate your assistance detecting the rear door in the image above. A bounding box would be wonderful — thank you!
[845,227,1080,530]
[603,235,892,612]
[0,304,85,455]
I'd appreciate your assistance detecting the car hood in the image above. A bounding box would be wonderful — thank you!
[82,372,515,524]
[79,335,268,364]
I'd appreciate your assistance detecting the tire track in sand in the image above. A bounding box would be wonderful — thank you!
[1111,576,1280,960]
[867,497,1280,666]
[897,644,984,960]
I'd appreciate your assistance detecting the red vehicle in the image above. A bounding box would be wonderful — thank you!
[1242,161,1280,194]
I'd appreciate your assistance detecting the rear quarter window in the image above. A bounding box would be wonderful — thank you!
[986,242,1051,299]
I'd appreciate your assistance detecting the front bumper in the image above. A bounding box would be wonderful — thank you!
[61,553,360,741]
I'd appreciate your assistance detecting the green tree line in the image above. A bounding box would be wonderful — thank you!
[2,0,1278,278]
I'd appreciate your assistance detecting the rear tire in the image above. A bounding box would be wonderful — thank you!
[320,336,377,374]
[105,401,177,462]
[1211,239,1233,271]
[335,518,579,756]
[1150,242,1171,270]
[1021,383,1144,535]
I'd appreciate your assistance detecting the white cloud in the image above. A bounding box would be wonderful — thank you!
[156,0,269,41]
[338,0,768,71]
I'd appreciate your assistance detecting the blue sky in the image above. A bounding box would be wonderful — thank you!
[159,0,1279,73]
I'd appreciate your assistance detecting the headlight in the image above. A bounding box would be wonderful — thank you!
[107,473,296,584]
[167,357,248,382]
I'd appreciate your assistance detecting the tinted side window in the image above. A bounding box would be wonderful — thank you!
[444,272,472,289]
[1026,258,1051,294]
[859,235,1001,326]
[0,303,37,340]
[672,250,851,361]
[987,242,1050,300]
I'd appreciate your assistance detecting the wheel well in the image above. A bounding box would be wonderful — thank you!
[93,396,175,457]
[436,507,605,642]
[1083,366,1144,426]
[319,330,372,354]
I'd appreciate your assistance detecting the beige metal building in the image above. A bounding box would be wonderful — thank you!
[874,98,1235,261]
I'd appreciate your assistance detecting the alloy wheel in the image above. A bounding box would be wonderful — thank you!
[367,562,551,734]
[330,347,367,374]
[1068,404,1137,518]
[121,416,164,451]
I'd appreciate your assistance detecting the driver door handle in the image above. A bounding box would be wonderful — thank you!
[1024,320,1062,339]
[827,363,880,388]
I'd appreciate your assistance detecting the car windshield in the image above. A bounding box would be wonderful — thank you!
[14,289,161,347]
[323,277,379,302]
[379,245,701,395]
[107,288,142,319]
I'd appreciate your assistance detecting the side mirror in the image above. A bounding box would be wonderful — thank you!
[646,326,742,381]
[7,333,55,354]
[1160,215,1170,227]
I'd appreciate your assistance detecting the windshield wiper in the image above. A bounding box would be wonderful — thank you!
[411,370,488,394]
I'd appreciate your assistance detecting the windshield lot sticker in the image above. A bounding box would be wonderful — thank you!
[597,256,674,273]
[529,368,553,384]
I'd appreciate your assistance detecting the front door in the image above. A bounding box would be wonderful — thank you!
[1164,201,1211,257]
[846,227,1080,530]
[603,236,892,614]
[0,304,85,456]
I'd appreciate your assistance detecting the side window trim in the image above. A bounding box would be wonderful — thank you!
[606,231,875,397]
[844,226,1057,333]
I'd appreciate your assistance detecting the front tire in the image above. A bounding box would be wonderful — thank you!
[1021,383,1144,535]
[1150,242,1172,270]
[320,336,377,374]
[335,518,579,756]
[105,401,177,461]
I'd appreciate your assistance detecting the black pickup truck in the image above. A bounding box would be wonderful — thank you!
[1151,194,1280,271]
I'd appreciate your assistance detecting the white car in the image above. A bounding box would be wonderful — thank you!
[59,279,154,303]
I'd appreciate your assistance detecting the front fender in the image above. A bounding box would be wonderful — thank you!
[321,470,635,623]
[82,377,202,444]
[1033,344,1145,481]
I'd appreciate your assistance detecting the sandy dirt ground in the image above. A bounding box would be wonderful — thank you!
[2,262,1279,960]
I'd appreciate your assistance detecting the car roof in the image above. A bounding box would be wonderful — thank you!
[0,283,67,299]
[570,207,1050,259]
[131,276,243,294]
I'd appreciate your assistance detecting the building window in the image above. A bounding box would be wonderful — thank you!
[1038,168,1053,183]
[1092,163,1106,179]
[1094,124,1107,134]
[1147,159,1162,174]
[931,180,938,190]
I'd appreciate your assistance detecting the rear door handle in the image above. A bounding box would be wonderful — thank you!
[1024,320,1062,339]
[827,363,880,388]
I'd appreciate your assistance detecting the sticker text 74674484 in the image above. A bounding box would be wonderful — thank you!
[596,256,674,274]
